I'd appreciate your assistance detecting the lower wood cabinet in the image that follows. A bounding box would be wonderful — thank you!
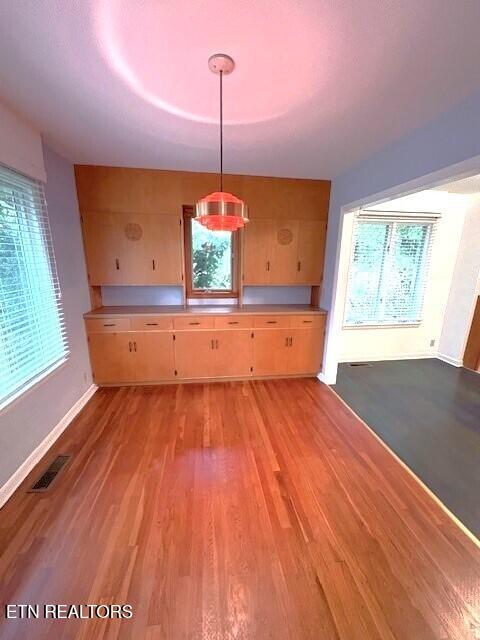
[174,330,253,379]
[86,313,326,384]
[88,331,175,383]
[252,328,323,376]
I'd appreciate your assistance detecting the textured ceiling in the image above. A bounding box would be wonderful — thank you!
[1,1,480,178]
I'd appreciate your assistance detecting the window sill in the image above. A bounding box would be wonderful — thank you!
[0,357,69,415]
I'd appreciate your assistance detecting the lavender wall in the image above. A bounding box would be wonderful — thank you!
[0,145,92,490]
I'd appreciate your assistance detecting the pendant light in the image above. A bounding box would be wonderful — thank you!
[195,54,248,232]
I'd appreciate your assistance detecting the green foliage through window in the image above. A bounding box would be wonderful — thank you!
[191,220,232,291]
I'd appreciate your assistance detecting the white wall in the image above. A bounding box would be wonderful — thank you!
[438,195,480,364]
[0,99,46,181]
[336,191,468,362]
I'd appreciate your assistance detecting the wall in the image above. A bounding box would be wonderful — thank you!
[323,89,480,382]
[0,99,46,181]
[0,145,92,491]
[336,192,467,362]
[439,196,480,364]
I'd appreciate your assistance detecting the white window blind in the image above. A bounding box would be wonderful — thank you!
[344,214,436,327]
[0,165,69,408]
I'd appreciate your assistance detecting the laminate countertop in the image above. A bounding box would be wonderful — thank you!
[84,304,327,319]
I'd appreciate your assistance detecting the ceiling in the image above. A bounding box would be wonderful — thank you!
[434,174,480,194]
[1,1,480,179]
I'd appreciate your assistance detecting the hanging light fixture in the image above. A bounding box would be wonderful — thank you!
[195,54,248,232]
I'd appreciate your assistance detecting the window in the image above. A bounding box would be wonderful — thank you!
[183,207,238,298]
[344,217,435,327]
[0,165,68,408]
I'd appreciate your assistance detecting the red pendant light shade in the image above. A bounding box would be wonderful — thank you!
[196,191,248,231]
[195,54,248,232]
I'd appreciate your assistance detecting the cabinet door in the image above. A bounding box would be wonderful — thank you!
[174,331,217,379]
[288,327,325,375]
[296,220,326,284]
[253,329,291,376]
[132,332,175,381]
[214,330,253,377]
[82,212,127,285]
[88,333,134,384]
[270,220,299,284]
[145,214,183,285]
[243,219,273,284]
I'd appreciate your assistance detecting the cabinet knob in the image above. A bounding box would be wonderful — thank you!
[152,259,156,271]
[115,258,120,270]
[128,341,132,352]
[297,261,301,271]
[266,260,270,271]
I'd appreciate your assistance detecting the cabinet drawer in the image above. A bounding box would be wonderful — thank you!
[173,316,215,330]
[215,316,253,329]
[290,315,325,329]
[254,315,290,328]
[85,317,131,333]
[130,316,173,331]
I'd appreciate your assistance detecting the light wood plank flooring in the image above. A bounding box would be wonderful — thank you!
[0,379,479,639]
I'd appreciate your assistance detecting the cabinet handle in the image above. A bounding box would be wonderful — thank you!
[189,321,201,325]
[297,261,301,271]
[211,339,214,350]
[228,321,239,325]
[103,323,116,327]
[215,339,219,349]
[133,341,137,352]
[129,341,132,352]
[285,337,289,347]
[302,320,312,324]
[289,337,293,347]
[266,260,270,271]
[115,258,120,270]
[146,322,158,326]
[267,320,277,324]
[152,259,156,270]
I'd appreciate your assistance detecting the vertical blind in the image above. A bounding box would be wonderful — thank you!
[344,214,437,326]
[0,165,69,408]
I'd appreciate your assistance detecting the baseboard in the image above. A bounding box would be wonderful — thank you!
[436,353,463,367]
[338,352,434,363]
[0,384,97,509]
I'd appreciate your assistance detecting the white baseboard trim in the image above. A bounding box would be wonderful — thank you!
[436,353,463,367]
[0,384,97,509]
[338,352,434,363]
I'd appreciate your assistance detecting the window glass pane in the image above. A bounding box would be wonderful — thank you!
[345,222,389,325]
[382,223,429,323]
[191,219,232,291]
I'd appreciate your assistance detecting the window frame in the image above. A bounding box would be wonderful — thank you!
[343,216,434,329]
[182,205,239,299]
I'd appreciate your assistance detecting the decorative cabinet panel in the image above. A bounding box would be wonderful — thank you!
[243,218,325,285]
[82,212,183,285]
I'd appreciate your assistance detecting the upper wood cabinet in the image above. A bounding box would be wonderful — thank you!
[82,212,183,285]
[243,218,325,285]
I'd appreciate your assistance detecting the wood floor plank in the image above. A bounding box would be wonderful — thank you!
[0,379,479,639]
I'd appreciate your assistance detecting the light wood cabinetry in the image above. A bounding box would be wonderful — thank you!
[82,212,183,285]
[296,220,326,285]
[243,218,325,285]
[85,310,326,384]
[174,331,217,379]
[88,333,135,384]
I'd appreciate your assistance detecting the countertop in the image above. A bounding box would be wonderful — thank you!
[84,304,327,319]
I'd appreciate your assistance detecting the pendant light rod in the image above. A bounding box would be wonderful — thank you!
[220,69,223,192]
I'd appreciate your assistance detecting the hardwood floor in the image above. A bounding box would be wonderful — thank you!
[0,379,479,639]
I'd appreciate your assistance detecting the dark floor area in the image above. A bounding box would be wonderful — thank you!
[333,358,480,538]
